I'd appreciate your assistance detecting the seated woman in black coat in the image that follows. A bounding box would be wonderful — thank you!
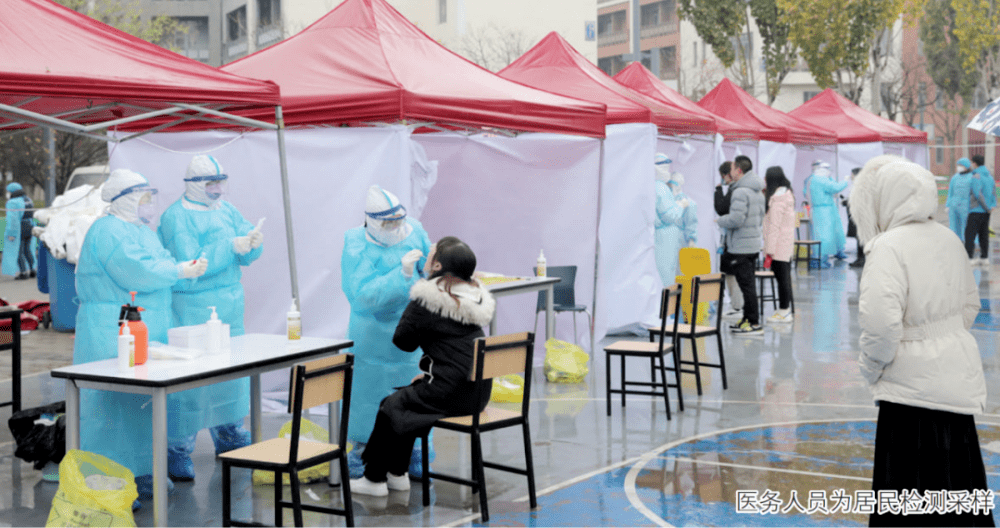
[350,236,497,496]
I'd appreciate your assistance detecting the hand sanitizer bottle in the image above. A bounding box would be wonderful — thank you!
[537,250,547,277]
[118,321,135,370]
[206,306,222,355]
[287,299,301,341]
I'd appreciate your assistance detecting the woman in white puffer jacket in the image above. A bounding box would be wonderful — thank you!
[850,155,991,527]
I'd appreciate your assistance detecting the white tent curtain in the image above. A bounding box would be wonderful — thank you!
[414,132,602,355]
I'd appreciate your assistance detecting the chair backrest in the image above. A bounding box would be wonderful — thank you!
[287,353,354,461]
[534,265,577,311]
[678,247,711,277]
[470,331,535,424]
[689,273,725,330]
[656,284,683,350]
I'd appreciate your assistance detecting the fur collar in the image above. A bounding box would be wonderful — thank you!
[410,277,496,327]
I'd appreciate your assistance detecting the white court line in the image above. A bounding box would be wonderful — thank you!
[658,455,872,482]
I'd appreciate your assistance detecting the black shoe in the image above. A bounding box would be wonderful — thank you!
[849,259,865,268]
[29,269,36,278]
[14,272,27,280]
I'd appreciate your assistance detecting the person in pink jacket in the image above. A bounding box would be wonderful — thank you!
[762,166,796,323]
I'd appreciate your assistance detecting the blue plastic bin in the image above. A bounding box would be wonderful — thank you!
[48,255,77,331]
[36,243,49,294]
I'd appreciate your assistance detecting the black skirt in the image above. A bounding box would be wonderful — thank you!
[870,401,995,527]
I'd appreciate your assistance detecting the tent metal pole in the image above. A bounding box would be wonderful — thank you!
[275,105,301,307]
[591,137,605,355]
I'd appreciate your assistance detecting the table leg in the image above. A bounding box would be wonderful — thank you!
[545,285,555,341]
[152,388,168,527]
[12,313,20,413]
[250,374,261,444]
[328,402,341,486]
[65,380,80,449]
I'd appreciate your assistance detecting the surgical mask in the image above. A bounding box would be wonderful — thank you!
[205,181,227,200]
[958,165,968,173]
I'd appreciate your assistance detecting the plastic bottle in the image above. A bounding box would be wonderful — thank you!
[118,320,134,371]
[536,250,547,277]
[119,291,148,365]
[206,306,222,355]
[287,299,301,341]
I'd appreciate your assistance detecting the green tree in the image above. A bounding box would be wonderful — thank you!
[952,0,1000,102]
[778,0,910,103]
[749,0,799,105]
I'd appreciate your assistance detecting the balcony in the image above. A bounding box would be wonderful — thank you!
[226,39,248,59]
[598,32,628,47]
[640,23,676,39]
[257,26,282,47]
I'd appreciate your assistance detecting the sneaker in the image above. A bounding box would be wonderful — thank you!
[767,311,794,324]
[350,476,388,497]
[980,258,990,267]
[731,320,763,335]
[729,318,746,330]
[722,309,743,319]
[387,472,411,491]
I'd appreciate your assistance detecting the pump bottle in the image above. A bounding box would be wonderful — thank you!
[120,291,148,365]
[206,306,222,355]
[287,299,301,341]
[537,250,547,277]
[118,321,134,370]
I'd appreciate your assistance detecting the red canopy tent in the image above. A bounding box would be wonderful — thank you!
[789,89,927,144]
[499,32,716,136]
[698,79,836,145]
[221,0,606,137]
[613,62,770,142]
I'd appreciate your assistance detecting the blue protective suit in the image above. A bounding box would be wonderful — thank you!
[946,171,974,239]
[341,218,430,443]
[74,215,189,475]
[808,174,849,260]
[2,194,26,277]
[654,181,684,285]
[971,167,997,213]
[156,198,262,438]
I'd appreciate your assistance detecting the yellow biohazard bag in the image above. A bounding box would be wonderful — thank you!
[490,374,525,403]
[46,450,137,527]
[252,419,337,485]
[543,339,589,383]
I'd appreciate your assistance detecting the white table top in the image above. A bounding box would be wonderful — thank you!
[51,334,352,388]
[484,275,560,294]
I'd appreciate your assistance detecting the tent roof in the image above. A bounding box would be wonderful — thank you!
[697,79,836,145]
[789,89,927,144]
[499,33,716,136]
[0,0,281,135]
[613,62,771,142]
[222,0,606,137]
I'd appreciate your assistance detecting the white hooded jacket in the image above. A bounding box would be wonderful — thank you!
[849,156,985,415]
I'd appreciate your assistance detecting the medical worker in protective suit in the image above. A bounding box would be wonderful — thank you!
[3,182,34,279]
[654,154,695,285]
[946,157,974,241]
[74,169,208,502]
[807,161,849,268]
[156,154,263,481]
[342,185,432,479]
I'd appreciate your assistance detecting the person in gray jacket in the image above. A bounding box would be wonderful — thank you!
[716,155,765,335]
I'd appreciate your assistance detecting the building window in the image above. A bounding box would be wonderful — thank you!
[730,32,752,63]
[935,91,944,110]
[936,137,944,164]
[660,46,677,79]
[258,0,280,28]
[169,17,209,62]
[598,10,627,37]
[227,6,246,43]
[803,91,820,103]
[918,82,927,108]
[438,0,446,24]
[598,55,627,77]
[692,41,697,67]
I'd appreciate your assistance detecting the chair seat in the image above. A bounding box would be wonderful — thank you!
[755,270,775,278]
[438,406,521,427]
[218,437,338,466]
[554,304,589,313]
[605,340,673,355]
[795,240,820,244]
[676,324,719,335]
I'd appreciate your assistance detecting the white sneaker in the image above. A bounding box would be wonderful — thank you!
[767,311,794,324]
[350,476,388,497]
[387,472,410,491]
[980,258,990,267]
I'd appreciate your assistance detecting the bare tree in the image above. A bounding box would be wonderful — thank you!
[455,23,534,72]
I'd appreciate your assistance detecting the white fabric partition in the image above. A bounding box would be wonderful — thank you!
[415,132,602,353]
[759,141,799,186]
[657,134,721,270]
[597,123,661,337]
[903,143,930,168]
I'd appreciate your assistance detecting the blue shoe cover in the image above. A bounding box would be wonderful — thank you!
[135,474,174,500]
[132,499,141,512]
[210,421,251,455]
[409,438,435,479]
[167,435,196,481]
[346,443,365,479]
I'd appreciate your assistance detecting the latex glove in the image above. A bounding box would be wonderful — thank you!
[233,236,252,255]
[688,240,697,248]
[6,236,14,243]
[945,207,950,214]
[401,249,423,278]
[178,257,208,279]
[678,198,690,208]
[248,230,263,249]
[32,226,44,237]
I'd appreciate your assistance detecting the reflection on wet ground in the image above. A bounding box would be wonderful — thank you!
[3,253,1000,526]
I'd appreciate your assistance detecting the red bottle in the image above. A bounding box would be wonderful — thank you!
[119,291,148,365]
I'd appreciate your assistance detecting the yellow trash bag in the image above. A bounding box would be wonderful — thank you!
[544,339,589,383]
[46,449,137,527]
[491,374,525,403]
[252,419,334,485]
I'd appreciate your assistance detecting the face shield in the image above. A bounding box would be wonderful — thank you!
[137,191,159,225]
[184,173,228,204]
[108,182,159,226]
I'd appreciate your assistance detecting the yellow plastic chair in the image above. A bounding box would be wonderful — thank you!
[676,247,711,326]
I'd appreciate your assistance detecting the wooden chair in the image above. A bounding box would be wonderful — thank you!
[674,274,727,396]
[794,240,821,268]
[419,332,537,523]
[220,354,355,527]
[605,285,683,418]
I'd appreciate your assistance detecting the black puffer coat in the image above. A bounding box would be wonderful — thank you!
[380,276,497,435]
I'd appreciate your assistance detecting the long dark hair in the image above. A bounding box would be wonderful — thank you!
[429,236,478,304]
[764,166,792,212]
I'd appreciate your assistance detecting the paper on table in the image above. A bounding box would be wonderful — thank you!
[148,344,203,361]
